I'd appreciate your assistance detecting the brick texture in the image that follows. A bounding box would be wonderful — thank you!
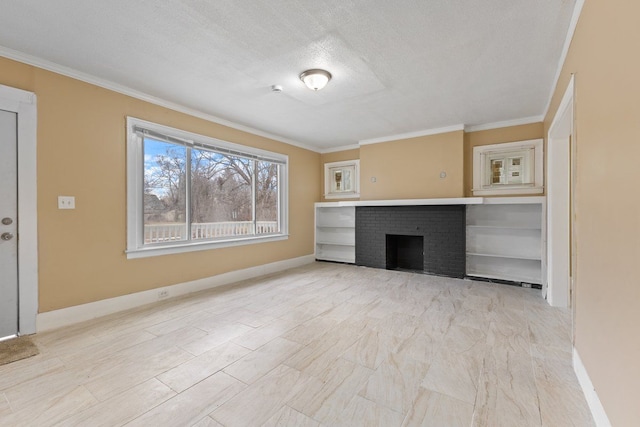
[355,205,465,278]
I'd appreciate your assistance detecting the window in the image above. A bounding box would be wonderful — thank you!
[324,160,360,199]
[472,139,543,196]
[126,117,288,258]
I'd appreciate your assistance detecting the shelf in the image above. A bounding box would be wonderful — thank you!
[466,255,542,284]
[315,214,356,264]
[466,201,544,285]
[466,227,541,260]
[317,242,355,247]
[315,197,483,208]
[466,204,542,230]
[315,244,355,264]
[316,227,355,248]
[466,252,542,261]
[466,272,541,284]
[467,225,541,230]
[316,256,355,264]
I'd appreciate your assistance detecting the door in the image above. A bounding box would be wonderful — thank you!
[0,109,18,339]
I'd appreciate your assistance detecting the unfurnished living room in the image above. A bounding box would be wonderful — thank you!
[0,1,637,426]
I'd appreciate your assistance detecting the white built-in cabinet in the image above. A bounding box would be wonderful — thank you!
[465,197,545,284]
[315,204,356,263]
[314,197,545,285]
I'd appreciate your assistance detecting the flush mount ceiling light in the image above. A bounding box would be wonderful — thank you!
[299,69,332,91]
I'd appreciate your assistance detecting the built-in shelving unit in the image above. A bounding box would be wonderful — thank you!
[314,197,545,285]
[466,197,545,284]
[315,204,356,263]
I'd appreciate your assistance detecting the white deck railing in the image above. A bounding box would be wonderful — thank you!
[144,221,279,244]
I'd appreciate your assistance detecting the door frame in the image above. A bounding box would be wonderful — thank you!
[0,84,38,335]
[546,75,575,308]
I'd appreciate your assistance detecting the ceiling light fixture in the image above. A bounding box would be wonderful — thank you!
[299,69,332,91]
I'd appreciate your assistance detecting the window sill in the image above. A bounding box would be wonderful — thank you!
[324,193,360,200]
[472,186,543,196]
[126,234,289,259]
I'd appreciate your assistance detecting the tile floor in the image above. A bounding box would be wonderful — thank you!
[0,262,595,426]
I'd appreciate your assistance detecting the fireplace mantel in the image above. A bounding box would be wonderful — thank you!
[317,197,482,208]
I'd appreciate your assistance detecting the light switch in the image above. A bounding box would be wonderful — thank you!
[58,196,76,209]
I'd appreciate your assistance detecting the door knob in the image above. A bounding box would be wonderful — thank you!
[1,217,12,225]
[1,232,13,241]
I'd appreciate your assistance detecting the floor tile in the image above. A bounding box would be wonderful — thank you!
[57,378,175,426]
[261,405,320,427]
[210,365,309,427]
[401,388,473,427]
[331,395,404,427]
[359,352,430,414]
[288,357,373,423]
[127,372,245,426]
[0,264,594,426]
[223,337,302,384]
[157,341,251,392]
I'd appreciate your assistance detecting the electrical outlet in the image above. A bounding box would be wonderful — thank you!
[157,290,169,300]
[58,196,76,209]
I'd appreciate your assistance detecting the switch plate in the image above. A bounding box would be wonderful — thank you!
[58,196,75,209]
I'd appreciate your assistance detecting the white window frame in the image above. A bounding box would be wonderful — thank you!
[472,139,544,196]
[324,159,360,199]
[126,117,288,259]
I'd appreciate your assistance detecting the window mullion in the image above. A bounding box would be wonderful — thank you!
[138,135,146,248]
[186,146,192,241]
[277,164,282,234]
[252,160,257,235]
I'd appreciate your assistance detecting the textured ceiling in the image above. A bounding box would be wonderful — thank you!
[0,0,576,150]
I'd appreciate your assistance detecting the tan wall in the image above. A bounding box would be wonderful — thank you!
[319,148,360,202]
[544,1,640,424]
[359,131,464,200]
[0,56,320,312]
[463,123,544,196]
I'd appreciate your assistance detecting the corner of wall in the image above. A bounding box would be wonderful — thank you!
[573,348,612,427]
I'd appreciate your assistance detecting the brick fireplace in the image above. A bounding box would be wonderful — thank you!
[355,205,465,278]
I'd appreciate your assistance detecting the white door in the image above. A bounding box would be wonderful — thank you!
[0,109,18,339]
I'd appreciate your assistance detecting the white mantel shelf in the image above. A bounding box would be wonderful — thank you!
[316,196,544,208]
[316,197,483,208]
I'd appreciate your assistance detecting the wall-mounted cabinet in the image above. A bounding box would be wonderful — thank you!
[466,197,545,284]
[315,204,356,263]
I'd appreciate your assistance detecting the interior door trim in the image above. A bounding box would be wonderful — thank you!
[0,84,38,335]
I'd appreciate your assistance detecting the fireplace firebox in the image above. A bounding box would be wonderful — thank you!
[386,234,424,272]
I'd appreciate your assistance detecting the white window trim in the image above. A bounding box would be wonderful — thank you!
[472,139,544,196]
[324,159,360,199]
[126,117,288,259]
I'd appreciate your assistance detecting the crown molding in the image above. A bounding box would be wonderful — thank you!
[358,124,465,146]
[319,144,360,154]
[542,0,586,120]
[0,45,321,153]
[464,115,543,133]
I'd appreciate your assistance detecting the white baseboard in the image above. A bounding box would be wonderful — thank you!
[37,254,315,332]
[573,348,612,427]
